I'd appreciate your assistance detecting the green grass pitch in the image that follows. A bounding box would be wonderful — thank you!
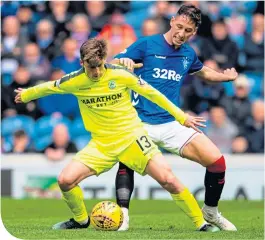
[1,198,264,239]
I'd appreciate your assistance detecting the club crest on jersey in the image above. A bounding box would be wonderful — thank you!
[182,57,189,70]
[108,80,116,89]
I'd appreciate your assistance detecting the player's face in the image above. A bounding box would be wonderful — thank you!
[170,15,197,48]
[81,60,106,81]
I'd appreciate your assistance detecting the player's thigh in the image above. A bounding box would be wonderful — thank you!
[118,133,160,176]
[182,133,222,167]
[58,161,95,187]
[144,153,185,191]
[73,140,117,176]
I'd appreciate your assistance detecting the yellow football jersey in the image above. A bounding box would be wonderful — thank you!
[21,64,187,155]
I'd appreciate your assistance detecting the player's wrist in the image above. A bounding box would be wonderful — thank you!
[177,113,188,125]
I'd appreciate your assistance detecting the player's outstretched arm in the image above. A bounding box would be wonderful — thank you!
[14,80,67,104]
[196,66,238,82]
[128,78,206,133]
[111,58,143,71]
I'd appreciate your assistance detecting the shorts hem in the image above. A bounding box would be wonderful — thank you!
[140,149,161,176]
[179,132,200,157]
[72,158,100,176]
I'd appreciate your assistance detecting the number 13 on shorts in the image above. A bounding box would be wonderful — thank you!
[118,134,161,175]
[136,135,153,154]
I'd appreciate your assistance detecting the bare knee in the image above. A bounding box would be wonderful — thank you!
[158,170,184,194]
[58,173,76,191]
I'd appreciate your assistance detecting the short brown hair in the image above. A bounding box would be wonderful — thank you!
[80,38,107,67]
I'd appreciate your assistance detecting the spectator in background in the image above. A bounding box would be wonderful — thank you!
[98,12,137,59]
[69,14,97,54]
[2,16,27,58]
[184,1,213,38]
[242,13,264,73]
[231,135,249,154]
[188,34,204,58]
[148,1,171,32]
[5,66,42,119]
[16,5,36,39]
[206,106,238,153]
[85,1,110,33]
[31,19,57,61]
[49,68,65,80]
[202,18,239,70]
[51,38,80,74]
[182,60,225,115]
[243,100,264,153]
[1,83,16,118]
[44,124,77,161]
[7,130,32,153]
[220,74,251,131]
[48,1,71,43]
[1,16,26,82]
[141,18,162,36]
[21,43,51,82]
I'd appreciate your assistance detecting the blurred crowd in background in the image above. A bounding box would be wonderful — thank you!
[1,1,264,159]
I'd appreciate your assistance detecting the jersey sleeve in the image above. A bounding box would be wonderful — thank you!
[21,73,75,103]
[123,71,187,125]
[114,37,147,61]
[188,51,203,74]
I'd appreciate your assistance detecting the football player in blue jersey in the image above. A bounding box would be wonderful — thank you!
[113,4,238,231]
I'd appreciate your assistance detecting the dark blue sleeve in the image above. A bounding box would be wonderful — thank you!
[188,51,203,74]
[114,37,147,62]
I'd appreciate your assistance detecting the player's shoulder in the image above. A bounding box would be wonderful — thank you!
[59,68,85,84]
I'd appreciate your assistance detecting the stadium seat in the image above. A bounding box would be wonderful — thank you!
[70,117,88,139]
[34,135,53,152]
[38,94,80,118]
[73,135,91,151]
[34,115,72,138]
[1,115,35,138]
[3,135,13,152]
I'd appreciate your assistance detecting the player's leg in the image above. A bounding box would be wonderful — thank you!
[53,140,117,230]
[116,124,161,231]
[144,153,219,232]
[52,161,95,229]
[115,162,134,231]
[182,134,237,231]
[119,134,218,232]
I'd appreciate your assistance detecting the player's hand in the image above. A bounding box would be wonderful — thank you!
[183,115,206,133]
[14,88,24,103]
[118,58,143,71]
[223,68,238,81]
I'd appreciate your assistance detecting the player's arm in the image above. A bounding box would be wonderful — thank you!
[188,50,238,82]
[126,74,206,132]
[111,38,146,70]
[195,66,238,82]
[14,79,68,104]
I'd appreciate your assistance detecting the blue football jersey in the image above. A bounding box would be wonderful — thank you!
[115,34,203,124]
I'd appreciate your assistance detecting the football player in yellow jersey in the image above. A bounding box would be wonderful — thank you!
[14,38,218,232]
